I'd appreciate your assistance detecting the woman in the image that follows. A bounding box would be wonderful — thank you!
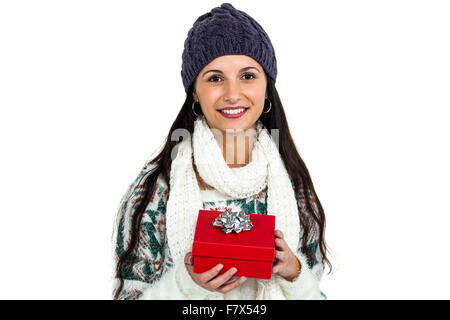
[111,2,331,300]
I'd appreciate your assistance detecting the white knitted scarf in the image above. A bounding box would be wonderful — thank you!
[166,116,300,266]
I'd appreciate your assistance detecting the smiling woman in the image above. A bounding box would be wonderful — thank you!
[111,2,331,300]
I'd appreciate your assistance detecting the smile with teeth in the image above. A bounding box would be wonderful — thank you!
[220,108,246,114]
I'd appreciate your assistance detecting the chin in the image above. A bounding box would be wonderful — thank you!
[206,115,256,133]
[222,122,255,134]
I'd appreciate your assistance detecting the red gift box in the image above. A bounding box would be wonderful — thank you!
[192,210,275,279]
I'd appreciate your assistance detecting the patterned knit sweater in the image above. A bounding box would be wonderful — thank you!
[111,165,327,300]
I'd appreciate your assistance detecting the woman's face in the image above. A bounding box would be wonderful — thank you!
[193,54,268,133]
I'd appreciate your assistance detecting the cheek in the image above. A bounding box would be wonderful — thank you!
[198,87,221,109]
[247,87,266,110]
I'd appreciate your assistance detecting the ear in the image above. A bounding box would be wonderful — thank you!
[193,91,198,102]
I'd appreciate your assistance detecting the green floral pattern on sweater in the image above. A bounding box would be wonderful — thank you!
[202,187,268,216]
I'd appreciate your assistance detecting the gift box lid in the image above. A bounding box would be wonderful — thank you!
[193,210,275,262]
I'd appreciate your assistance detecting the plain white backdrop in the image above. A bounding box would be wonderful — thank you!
[0,0,449,299]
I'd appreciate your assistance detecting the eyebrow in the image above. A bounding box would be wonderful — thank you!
[202,66,261,77]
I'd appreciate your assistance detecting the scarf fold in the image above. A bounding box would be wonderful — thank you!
[166,116,300,268]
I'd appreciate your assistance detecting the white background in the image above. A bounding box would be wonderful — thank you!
[1,0,449,299]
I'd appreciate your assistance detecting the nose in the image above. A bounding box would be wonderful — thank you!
[223,79,242,104]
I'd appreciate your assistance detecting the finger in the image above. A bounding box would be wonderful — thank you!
[272,258,285,274]
[184,253,194,276]
[275,249,287,262]
[275,229,284,239]
[197,264,225,283]
[207,267,238,290]
[272,262,280,274]
[184,252,193,266]
[217,276,247,294]
[275,237,288,251]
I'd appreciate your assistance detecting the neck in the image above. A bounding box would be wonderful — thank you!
[212,126,256,168]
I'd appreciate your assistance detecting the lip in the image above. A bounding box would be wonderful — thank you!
[218,107,248,119]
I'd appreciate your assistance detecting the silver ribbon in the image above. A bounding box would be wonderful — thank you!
[212,210,254,234]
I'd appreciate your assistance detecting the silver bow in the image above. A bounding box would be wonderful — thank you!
[212,210,254,234]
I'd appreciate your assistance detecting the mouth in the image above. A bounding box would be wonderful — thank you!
[218,107,249,119]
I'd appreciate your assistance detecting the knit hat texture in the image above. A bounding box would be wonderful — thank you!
[181,2,277,93]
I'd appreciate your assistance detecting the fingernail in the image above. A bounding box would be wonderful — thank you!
[229,268,237,275]
[239,277,247,284]
[216,264,224,271]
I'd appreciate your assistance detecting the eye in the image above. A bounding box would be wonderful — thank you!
[242,72,256,80]
[207,75,222,82]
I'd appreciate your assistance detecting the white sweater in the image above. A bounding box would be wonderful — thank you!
[111,169,326,300]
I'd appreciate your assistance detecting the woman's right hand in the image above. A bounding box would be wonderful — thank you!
[184,252,247,293]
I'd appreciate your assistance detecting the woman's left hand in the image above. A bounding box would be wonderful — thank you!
[272,229,301,282]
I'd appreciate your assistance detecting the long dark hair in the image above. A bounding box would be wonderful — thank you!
[113,77,332,299]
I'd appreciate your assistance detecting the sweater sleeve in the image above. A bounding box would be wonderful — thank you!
[111,164,222,300]
[276,187,327,300]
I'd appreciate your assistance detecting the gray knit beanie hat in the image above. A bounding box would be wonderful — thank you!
[181,2,277,93]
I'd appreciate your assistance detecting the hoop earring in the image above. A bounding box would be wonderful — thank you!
[263,99,272,113]
[192,101,201,117]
